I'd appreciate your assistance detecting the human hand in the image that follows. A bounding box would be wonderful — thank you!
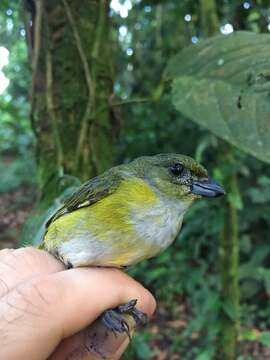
[0,247,156,360]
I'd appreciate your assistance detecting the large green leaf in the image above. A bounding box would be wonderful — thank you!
[167,31,270,163]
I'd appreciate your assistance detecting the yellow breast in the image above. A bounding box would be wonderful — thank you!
[44,178,163,267]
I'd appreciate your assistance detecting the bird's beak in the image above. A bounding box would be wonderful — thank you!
[190,178,225,198]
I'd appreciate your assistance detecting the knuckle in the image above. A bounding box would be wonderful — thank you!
[0,248,15,259]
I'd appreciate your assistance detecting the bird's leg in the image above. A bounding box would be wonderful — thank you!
[66,260,73,269]
[100,299,147,338]
[52,250,74,269]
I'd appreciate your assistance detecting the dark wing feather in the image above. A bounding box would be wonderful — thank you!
[45,169,124,227]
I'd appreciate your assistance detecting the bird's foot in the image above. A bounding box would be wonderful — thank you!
[101,299,147,339]
[65,260,73,269]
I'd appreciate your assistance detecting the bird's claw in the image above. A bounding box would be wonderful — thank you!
[101,299,147,339]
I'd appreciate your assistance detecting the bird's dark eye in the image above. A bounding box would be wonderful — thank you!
[170,163,184,176]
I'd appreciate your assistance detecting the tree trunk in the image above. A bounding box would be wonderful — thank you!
[25,0,114,207]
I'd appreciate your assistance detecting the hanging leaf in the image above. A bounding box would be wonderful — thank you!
[167,31,270,164]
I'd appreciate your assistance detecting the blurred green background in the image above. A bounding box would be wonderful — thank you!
[1,0,270,359]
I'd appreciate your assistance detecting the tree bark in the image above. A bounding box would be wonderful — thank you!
[25,0,114,206]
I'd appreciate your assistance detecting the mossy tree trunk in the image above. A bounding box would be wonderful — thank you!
[24,0,115,207]
[200,1,240,359]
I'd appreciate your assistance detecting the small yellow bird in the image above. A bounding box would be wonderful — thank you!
[42,153,225,334]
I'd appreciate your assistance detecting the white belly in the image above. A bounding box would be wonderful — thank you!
[132,197,188,253]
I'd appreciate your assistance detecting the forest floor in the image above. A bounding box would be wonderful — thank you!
[0,171,270,359]
[0,187,34,249]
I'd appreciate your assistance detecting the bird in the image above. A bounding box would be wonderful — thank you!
[42,153,225,335]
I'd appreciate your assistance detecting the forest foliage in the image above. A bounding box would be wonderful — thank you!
[1,1,270,359]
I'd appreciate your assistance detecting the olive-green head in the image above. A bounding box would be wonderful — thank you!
[130,153,225,202]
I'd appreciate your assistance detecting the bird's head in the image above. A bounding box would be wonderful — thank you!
[131,153,225,204]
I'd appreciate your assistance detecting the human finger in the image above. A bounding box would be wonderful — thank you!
[0,267,156,360]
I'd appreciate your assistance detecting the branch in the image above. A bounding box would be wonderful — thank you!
[90,97,153,121]
[92,0,106,59]
[111,98,153,107]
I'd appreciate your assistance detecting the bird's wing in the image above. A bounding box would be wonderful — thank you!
[45,169,124,227]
